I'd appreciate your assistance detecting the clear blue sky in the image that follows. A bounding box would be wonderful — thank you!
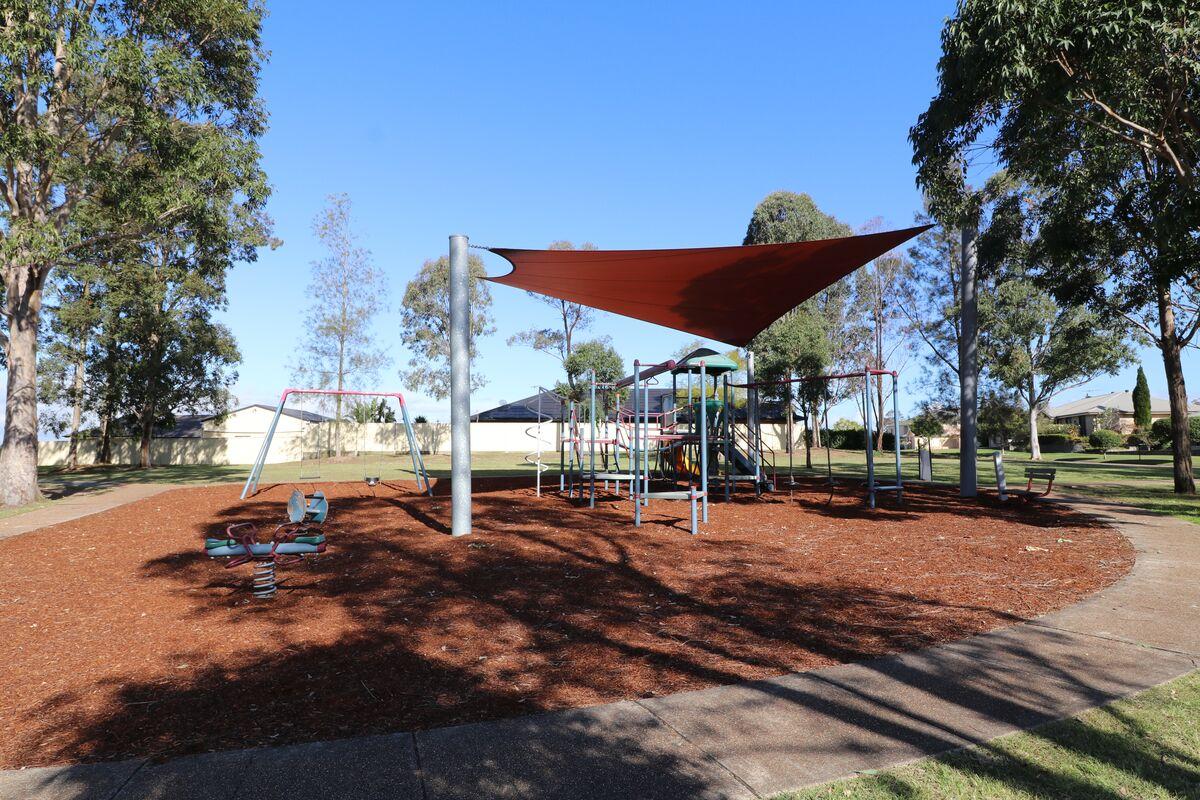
[222,0,1196,423]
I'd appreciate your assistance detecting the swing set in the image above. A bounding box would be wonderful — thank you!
[241,388,432,499]
[731,368,903,508]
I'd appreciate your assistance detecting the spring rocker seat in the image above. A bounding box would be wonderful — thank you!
[205,490,330,599]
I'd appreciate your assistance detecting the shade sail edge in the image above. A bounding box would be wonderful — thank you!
[486,224,932,347]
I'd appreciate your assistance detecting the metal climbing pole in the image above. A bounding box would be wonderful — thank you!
[865,369,876,509]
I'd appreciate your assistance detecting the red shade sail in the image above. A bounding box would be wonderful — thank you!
[488,224,931,347]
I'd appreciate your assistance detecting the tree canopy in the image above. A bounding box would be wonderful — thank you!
[0,1,270,502]
[400,254,494,400]
[912,0,1199,492]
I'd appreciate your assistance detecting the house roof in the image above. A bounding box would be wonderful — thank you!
[1047,391,1200,419]
[155,404,332,437]
[472,389,675,422]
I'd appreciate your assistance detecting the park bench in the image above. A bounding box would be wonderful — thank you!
[1023,467,1056,499]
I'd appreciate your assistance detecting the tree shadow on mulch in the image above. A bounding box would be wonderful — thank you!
[10,479,1128,778]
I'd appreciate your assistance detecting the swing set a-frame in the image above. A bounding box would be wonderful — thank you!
[241,388,431,499]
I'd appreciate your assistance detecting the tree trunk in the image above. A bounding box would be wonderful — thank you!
[1027,377,1041,461]
[1156,283,1195,493]
[811,400,822,449]
[66,355,85,470]
[0,266,45,506]
[98,414,112,464]
[958,220,979,497]
[1028,405,1042,461]
[139,399,155,469]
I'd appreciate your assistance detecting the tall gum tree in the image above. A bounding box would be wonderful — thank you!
[980,185,1134,460]
[292,194,389,452]
[911,0,1199,493]
[743,191,853,454]
[0,2,269,504]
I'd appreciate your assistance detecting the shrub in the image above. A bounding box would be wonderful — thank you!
[1150,416,1200,447]
[1089,429,1123,451]
[1125,432,1148,448]
[1038,422,1082,438]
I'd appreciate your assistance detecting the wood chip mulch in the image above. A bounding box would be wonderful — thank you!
[0,478,1133,768]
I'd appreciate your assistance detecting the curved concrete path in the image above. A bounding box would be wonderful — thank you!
[2,494,1197,800]
[0,483,172,542]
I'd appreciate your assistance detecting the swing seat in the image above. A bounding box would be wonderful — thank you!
[364,476,380,487]
[287,489,329,524]
[1022,467,1056,499]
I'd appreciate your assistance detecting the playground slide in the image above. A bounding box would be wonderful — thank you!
[727,444,756,478]
[673,445,699,479]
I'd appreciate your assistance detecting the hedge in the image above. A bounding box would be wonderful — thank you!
[814,429,896,451]
[1037,433,1076,453]
[1088,429,1124,450]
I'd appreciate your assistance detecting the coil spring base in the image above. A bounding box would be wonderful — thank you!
[252,560,277,599]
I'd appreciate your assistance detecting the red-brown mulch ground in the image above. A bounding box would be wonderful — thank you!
[0,478,1132,768]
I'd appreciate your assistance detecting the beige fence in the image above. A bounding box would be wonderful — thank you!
[37,420,830,467]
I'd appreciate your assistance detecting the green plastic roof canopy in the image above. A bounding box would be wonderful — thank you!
[488,224,931,347]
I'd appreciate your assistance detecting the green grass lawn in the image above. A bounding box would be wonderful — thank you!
[779,447,1200,525]
[34,452,545,497]
[779,670,1200,800]
[27,447,1198,525]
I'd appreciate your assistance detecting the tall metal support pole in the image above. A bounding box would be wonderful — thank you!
[589,370,596,508]
[864,371,876,509]
[747,349,760,492]
[892,372,903,503]
[699,361,708,523]
[449,234,472,537]
[959,220,980,498]
[633,361,641,526]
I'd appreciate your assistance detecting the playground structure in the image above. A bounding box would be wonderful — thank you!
[241,388,431,499]
[448,225,933,536]
[205,489,329,598]
[533,349,904,533]
[732,368,904,509]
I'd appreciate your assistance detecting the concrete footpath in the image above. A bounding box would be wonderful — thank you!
[0,483,173,542]
[2,494,1197,800]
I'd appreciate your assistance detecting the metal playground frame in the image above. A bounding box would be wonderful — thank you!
[531,354,904,533]
[241,388,432,499]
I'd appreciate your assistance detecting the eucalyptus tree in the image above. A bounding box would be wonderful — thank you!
[400,254,494,400]
[0,1,269,503]
[507,241,598,391]
[911,0,1199,493]
[744,191,854,453]
[850,239,914,448]
[38,260,103,468]
[979,186,1133,459]
[292,194,388,452]
[899,210,963,402]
